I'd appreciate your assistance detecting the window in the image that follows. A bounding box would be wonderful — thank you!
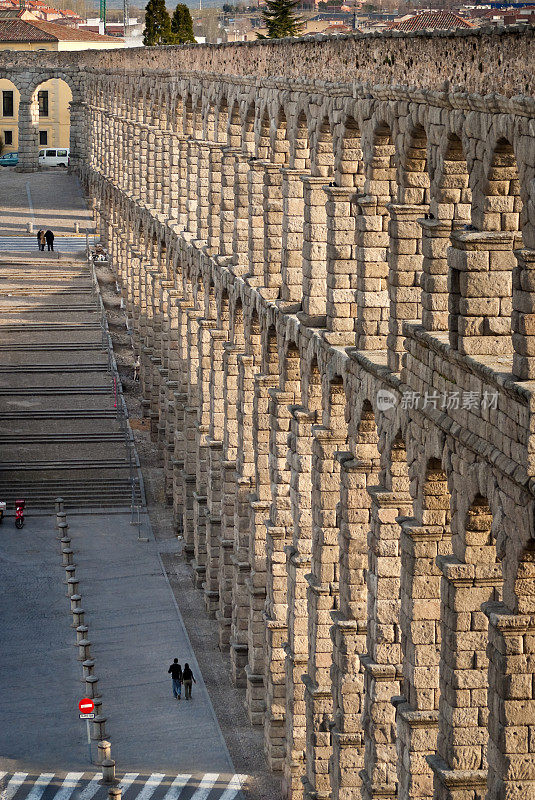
[39,130,48,146]
[2,91,13,117]
[4,130,13,145]
[38,90,49,117]
[57,149,67,157]
[45,150,56,157]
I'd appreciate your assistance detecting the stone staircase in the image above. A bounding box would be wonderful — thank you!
[0,256,143,510]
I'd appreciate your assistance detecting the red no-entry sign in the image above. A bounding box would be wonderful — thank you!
[79,698,94,714]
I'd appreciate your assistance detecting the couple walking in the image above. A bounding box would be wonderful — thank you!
[37,229,54,251]
[168,658,196,700]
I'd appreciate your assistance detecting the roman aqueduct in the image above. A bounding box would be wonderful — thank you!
[2,27,535,800]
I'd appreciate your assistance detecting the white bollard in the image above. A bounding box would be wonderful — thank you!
[97,740,111,763]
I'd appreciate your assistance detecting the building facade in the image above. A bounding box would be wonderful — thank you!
[1,29,535,800]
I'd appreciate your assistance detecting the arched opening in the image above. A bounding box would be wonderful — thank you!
[263,324,279,376]
[293,111,310,171]
[273,107,289,166]
[243,104,255,156]
[216,98,228,143]
[228,102,240,147]
[336,115,364,189]
[258,108,270,160]
[313,116,334,179]
[0,79,19,155]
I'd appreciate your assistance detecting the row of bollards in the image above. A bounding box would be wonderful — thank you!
[55,499,119,792]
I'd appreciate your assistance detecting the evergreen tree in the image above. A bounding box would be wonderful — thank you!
[143,0,174,45]
[258,0,304,38]
[171,3,196,43]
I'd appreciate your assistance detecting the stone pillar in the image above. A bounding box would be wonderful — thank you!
[220,147,241,258]
[299,176,328,327]
[264,388,296,772]
[283,406,316,800]
[207,142,224,253]
[186,137,199,234]
[263,163,284,296]
[395,519,450,800]
[484,600,535,800]
[245,374,279,725]
[230,352,258,687]
[420,218,451,333]
[181,308,203,560]
[512,248,535,379]
[355,195,389,351]
[330,454,371,800]
[15,97,39,172]
[218,340,245,650]
[386,203,423,372]
[447,230,515,355]
[204,329,228,615]
[280,168,308,311]
[232,152,251,275]
[247,159,268,284]
[196,141,211,243]
[361,480,412,800]
[68,99,85,175]
[192,317,218,587]
[324,185,358,347]
[304,426,346,800]
[430,500,502,800]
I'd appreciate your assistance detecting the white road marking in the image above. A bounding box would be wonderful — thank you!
[131,775,165,800]
[117,774,139,794]
[75,775,102,800]
[2,773,28,800]
[160,775,191,800]
[188,775,218,800]
[49,773,84,800]
[218,776,245,800]
[22,774,55,800]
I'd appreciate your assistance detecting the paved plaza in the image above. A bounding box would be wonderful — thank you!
[0,512,244,798]
[0,170,93,237]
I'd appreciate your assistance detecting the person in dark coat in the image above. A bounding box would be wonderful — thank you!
[45,229,54,251]
[37,230,45,251]
[182,663,196,700]
[168,658,183,700]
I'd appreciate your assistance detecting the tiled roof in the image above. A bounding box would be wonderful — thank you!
[0,17,123,41]
[387,10,474,31]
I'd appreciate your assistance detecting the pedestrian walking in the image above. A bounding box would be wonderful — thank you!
[45,229,54,251]
[182,663,196,700]
[168,658,183,700]
[37,230,45,251]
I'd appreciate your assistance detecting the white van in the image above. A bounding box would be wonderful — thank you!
[38,148,69,167]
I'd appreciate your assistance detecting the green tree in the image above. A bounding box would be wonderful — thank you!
[171,3,196,43]
[257,0,304,38]
[143,0,174,45]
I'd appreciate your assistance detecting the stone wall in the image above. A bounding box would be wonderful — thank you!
[3,31,535,800]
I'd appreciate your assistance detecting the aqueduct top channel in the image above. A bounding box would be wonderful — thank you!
[2,27,535,800]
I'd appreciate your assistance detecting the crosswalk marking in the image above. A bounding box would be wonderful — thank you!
[117,775,139,794]
[76,774,102,800]
[51,773,85,800]
[0,237,95,253]
[188,775,218,800]
[2,773,28,800]
[218,775,244,800]
[160,775,191,800]
[132,775,165,800]
[0,773,244,800]
[22,773,55,800]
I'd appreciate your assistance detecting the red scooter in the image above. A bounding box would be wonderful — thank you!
[15,499,25,529]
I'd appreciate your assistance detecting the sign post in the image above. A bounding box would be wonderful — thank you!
[79,698,95,764]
